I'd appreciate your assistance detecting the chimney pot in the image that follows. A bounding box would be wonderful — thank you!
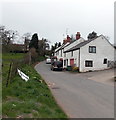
[63,35,71,44]
[67,35,71,42]
[76,32,81,40]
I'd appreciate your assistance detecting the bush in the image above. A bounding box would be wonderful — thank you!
[23,48,39,64]
[72,66,79,72]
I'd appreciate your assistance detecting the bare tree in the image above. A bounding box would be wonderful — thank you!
[0,25,18,45]
[38,38,50,56]
[0,26,7,45]
[22,32,32,52]
[22,32,31,41]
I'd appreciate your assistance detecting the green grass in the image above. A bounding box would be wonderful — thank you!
[2,53,24,60]
[0,82,2,118]
[2,53,67,118]
[2,53,25,86]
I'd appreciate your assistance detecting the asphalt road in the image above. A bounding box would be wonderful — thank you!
[35,61,114,118]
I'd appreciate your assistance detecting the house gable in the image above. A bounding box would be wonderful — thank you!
[79,35,115,72]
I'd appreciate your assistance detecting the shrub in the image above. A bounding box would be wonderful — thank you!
[72,66,79,72]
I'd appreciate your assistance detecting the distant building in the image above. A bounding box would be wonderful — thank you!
[10,44,29,53]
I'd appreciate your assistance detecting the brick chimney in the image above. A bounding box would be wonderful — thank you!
[63,35,71,44]
[67,35,71,42]
[63,39,67,44]
[76,32,81,40]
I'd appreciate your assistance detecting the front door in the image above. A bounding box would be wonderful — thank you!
[70,59,74,66]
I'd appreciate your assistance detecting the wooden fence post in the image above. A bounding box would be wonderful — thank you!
[29,51,31,65]
[6,62,12,87]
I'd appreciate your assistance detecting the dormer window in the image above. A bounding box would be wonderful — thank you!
[89,46,96,53]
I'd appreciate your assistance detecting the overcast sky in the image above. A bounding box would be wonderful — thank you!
[0,0,115,45]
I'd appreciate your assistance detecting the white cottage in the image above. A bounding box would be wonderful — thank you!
[54,42,70,61]
[64,35,115,72]
[54,32,84,62]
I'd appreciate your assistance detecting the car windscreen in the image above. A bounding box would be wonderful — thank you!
[55,61,63,67]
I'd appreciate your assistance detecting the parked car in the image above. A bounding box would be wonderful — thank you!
[46,58,51,64]
[51,61,63,71]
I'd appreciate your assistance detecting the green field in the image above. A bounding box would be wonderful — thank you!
[2,53,67,118]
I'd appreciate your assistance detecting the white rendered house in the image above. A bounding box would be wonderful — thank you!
[54,32,84,62]
[63,35,115,72]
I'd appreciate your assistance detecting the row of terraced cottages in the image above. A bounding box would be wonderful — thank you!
[54,32,115,72]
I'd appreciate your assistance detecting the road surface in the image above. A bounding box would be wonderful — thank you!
[35,61,114,118]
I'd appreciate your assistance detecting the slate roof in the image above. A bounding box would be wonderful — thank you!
[55,37,84,52]
[61,39,78,49]
[64,36,100,53]
[55,44,65,52]
[55,42,72,52]
[55,35,115,53]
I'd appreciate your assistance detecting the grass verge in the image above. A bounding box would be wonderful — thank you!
[2,53,67,118]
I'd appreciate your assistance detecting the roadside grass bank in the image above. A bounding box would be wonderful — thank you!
[0,82,2,119]
[0,53,2,118]
[2,53,67,118]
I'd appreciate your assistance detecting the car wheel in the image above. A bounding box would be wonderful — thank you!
[51,67,54,71]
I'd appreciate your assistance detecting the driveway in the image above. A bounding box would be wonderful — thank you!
[35,61,114,118]
[80,68,115,86]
